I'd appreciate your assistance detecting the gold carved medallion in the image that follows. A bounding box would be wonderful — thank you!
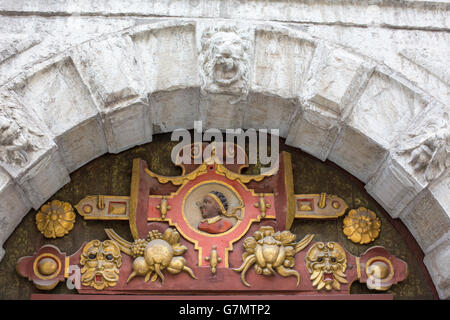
[343,207,381,244]
[36,200,76,238]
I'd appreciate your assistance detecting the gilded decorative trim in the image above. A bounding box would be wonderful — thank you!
[215,163,273,183]
[145,162,207,185]
[129,158,141,240]
[64,256,70,278]
[283,152,295,230]
[356,257,361,279]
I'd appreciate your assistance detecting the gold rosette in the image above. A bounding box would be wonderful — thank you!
[343,207,381,244]
[36,200,76,238]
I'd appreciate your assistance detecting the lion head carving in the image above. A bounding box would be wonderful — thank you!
[305,242,348,291]
[80,240,122,290]
[199,25,252,103]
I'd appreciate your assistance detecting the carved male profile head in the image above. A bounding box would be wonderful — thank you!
[199,191,229,219]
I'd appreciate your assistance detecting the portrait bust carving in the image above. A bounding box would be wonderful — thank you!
[197,191,234,234]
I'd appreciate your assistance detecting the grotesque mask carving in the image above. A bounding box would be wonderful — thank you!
[80,240,122,290]
[305,242,348,291]
[199,25,252,103]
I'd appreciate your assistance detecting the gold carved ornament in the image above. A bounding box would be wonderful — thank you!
[233,226,314,287]
[305,242,348,291]
[343,207,381,244]
[205,245,221,274]
[156,196,171,220]
[254,194,271,218]
[36,200,76,238]
[106,228,197,283]
[80,240,122,290]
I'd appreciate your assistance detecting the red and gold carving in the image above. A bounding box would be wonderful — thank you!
[80,240,122,290]
[16,143,409,297]
[233,226,314,287]
[305,242,349,291]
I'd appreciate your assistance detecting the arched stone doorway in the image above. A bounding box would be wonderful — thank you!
[0,19,448,298]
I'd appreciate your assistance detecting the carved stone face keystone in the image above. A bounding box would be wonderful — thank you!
[199,26,252,102]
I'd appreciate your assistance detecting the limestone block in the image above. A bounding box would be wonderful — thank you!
[72,35,147,110]
[424,234,450,299]
[429,168,450,217]
[348,70,429,148]
[13,58,107,172]
[286,104,340,161]
[244,92,299,138]
[0,91,69,205]
[16,146,70,209]
[328,125,388,183]
[102,101,152,154]
[252,29,316,98]
[399,189,450,254]
[72,34,152,154]
[393,101,449,187]
[132,23,199,93]
[55,117,108,170]
[0,168,31,262]
[286,46,374,161]
[399,48,450,87]
[366,157,426,218]
[150,88,200,134]
[199,94,246,130]
[304,47,373,119]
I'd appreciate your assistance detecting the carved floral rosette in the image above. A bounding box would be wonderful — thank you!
[36,200,76,238]
[343,207,381,244]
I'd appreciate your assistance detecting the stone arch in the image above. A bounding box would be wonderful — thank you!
[0,20,448,298]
